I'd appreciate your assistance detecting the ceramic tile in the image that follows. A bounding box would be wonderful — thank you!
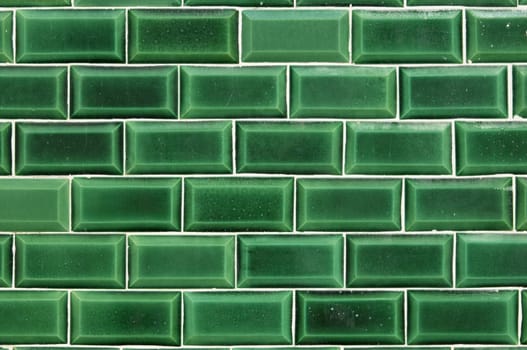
[0,235,11,287]
[0,12,11,62]
[186,0,292,8]
[0,0,70,5]
[297,0,402,5]
[76,0,179,5]
[514,178,527,230]
[514,66,527,117]
[408,0,514,4]
[0,123,10,175]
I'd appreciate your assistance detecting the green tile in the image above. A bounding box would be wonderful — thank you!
[0,235,10,287]
[16,10,125,63]
[0,123,10,175]
[0,0,70,5]
[514,66,527,117]
[515,178,527,230]
[181,66,286,118]
[406,178,513,231]
[129,235,234,288]
[290,66,396,119]
[296,291,404,345]
[184,177,293,232]
[348,235,452,287]
[236,122,342,174]
[126,121,232,174]
[238,235,343,288]
[408,291,518,344]
[346,122,452,175]
[16,123,123,175]
[519,292,527,343]
[186,0,291,5]
[0,179,69,232]
[0,12,11,62]
[298,0,402,5]
[297,178,401,231]
[72,178,181,231]
[242,10,349,62]
[71,292,180,345]
[456,122,527,175]
[467,10,527,63]
[0,67,67,119]
[71,66,177,118]
[77,0,179,5]
[184,292,292,345]
[408,0,514,4]
[457,233,527,287]
[15,234,125,288]
[0,291,67,344]
[129,10,238,63]
[352,10,462,63]
[401,66,508,119]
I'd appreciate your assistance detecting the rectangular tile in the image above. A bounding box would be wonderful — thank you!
[467,10,527,62]
[236,122,342,174]
[237,235,343,288]
[16,10,125,63]
[16,123,123,175]
[129,10,238,63]
[0,291,67,344]
[515,66,527,117]
[71,292,180,345]
[352,10,462,63]
[242,10,349,62]
[346,122,452,175]
[457,233,527,287]
[0,67,66,119]
[515,177,527,230]
[184,292,292,345]
[72,178,181,231]
[347,235,452,287]
[126,121,232,174]
[15,234,125,288]
[401,66,507,119]
[71,66,177,118]
[408,291,518,344]
[456,122,527,175]
[290,66,396,118]
[0,0,70,4]
[0,12,11,62]
[408,0,514,4]
[296,291,404,344]
[298,0,402,5]
[184,177,293,231]
[297,178,401,231]
[0,235,11,287]
[181,66,286,118]
[76,0,179,5]
[129,235,234,288]
[405,178,513,231]
[0,123,10,175]
[0,179,69,232]
[186,0,291,5]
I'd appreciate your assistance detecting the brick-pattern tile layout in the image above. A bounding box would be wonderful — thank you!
[1,0,527,349]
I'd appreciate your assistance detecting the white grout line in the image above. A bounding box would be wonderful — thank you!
[403,289,408,345]
[67,290,71,345]
[286,65,290,118]
[342,233,347,287]
[11,10,15,63]
[238,11,242,63]
[400,176,406,232]
[233,234,238,288]
[341,120,346,175]
[292,177,297,232]
[177,65,181,118]
[180,291,185,346]
[509,64,514,120]
[452,233,457,287]
[68,176,73,232]
[232,121,237,174]
[125,9,129,64]
[10,121,15,176]
[122,121,127,175]
[348,5,352,63]
[461,9,466,64]
[451,120,456,175]
[125,234,129,289]
[67,65,71,119]
[10,234,15,288]
[518,288,523,345]
[395,66,400,120]
[180,177,185,232]
[513,175,517,231]
[291,290,296,345]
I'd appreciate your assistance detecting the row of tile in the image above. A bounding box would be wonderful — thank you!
[0,10,525,63]
[3,121,527,176]
[4,65,526,119]
[0,176,522,232]
[2,233,527,288]
[0,289,525,345]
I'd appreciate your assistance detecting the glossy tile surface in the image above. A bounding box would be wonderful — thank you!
[515,178,527,230]
[409,0,514,4]
[76,0,180,5]
[0,12,10,62]
[238,235,343,287]
[0,0,70,4]
[0,235,11,287]
[129,235,234,288]
[514,66,527,117]
[0,123,10,175]
[236,122,342,174]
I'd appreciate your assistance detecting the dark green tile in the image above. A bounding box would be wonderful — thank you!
[0,179,69,232]
[348,235,452,287]
[71,66,177,118]
[181,66,286,118]
[406,178,513,231]
[15,234,125,288]
[401,66,507,119]
[0,0,70,5]
[296,291,404,345]
[0,291,67,344]
[0,123,10,175]
[129,10,238,63]
[126,121,232,174]
[519,292,527,343]
[297,178,401,231]
[236,122,342,174]
[515,66,527,117]
[72,178,181,231]
[456,122,527,175]
[408,291,518,344]
[238,235,343,288]
[290,66,396,119]
[16,10,125,63]
[0,12,11,62]
[184,292,292,345]
[0,235,10,287]
[0,67,66,119]
[242,10,349,62]
[16,123,123,175]
[187,0,291,5]
[184,177,293,232]
[467,11,527,63]
[515,178,527,230]
[457,233,527,287]
[129,235,234,288]
[298,0,402,5]
[409,0,514,4]
[77,0,179,5]
[346,122,452,175]
[71,292,180,345]
[352,10,462,63]
[17,348,116,350]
